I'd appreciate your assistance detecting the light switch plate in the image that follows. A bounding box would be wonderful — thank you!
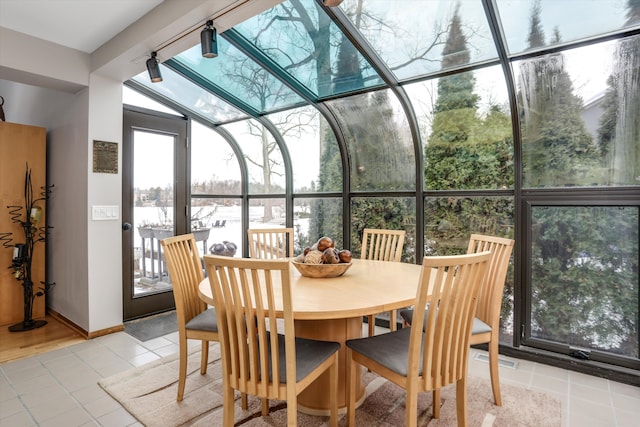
[92,205,119,221]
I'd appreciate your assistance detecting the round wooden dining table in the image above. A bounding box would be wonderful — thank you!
[198,257,424,414]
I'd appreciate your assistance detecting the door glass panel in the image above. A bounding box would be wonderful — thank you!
[530,206,639,358]
[132,130,175,297]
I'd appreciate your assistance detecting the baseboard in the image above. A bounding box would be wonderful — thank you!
[88,324,125,339]
[46,309,88,338]
[46,308,124,339]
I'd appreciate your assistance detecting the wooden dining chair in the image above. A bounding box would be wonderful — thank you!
[247,227,294,259]
[160,234,218,402]
[400,233,515,406]
[360,228,406,336]
[203,255,340,427]
[346,251,492,427]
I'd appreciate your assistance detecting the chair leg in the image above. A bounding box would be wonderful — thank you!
[286,396,297,426]
[200,340,209,375]
[389,310,397,332]
[241,393,248,410]
[405,386,418,427]
[287,407,297,426]
[222,382,235,427]
[456,377,468,427]
[261,398,269,416]
[488,337,502,405]
[348,355,357,427]
[367,314,375,336]
[329,356,338,427]
[432,389,441,418]
[177,336,188,401]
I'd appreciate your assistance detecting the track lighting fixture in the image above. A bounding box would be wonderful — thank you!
[200,20,218,58]
[323,0,344,6]
[145,52,162,83]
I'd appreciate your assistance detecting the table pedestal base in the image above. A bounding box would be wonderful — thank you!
[295,317,366,414]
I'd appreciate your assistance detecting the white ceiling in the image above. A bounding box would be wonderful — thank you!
[0,0,164,54]
[0,0,282,92]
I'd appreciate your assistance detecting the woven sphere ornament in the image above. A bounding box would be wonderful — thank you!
[304,250,324,264]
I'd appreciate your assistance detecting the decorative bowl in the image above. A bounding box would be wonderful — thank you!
[291,260,352,278]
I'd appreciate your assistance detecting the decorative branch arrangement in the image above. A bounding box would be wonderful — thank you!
[1,163,55,332]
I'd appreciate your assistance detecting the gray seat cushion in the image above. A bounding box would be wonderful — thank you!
[472,317,492,334]
[399,308,491,335]
[346,327,421,377]
[185,308,218,332]
[266,333,340,383]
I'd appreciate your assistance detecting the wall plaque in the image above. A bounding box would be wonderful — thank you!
[93,140,118,174]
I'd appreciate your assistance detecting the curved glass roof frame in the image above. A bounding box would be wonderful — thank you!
[126,0,640,255]
[130,0,640,125]
[130,0,515,200]
[231,0,387,98]
[324,3,425,197]
[224,1,428,201]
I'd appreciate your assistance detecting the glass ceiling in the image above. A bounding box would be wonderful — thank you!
[129,0,638,123]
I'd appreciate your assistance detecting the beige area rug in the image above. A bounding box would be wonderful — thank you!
[98,345,561,427]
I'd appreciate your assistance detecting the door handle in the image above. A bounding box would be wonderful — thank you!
[122,222,132,231]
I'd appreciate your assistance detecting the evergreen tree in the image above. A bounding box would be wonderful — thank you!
[425,3,512,192]
[627,0,640,24]
[523,0,638,357]
[527,0,545,49]
[428,3,478,146]
[423,3,515,332]
[530,206,638,356]
[517,2,600,187]
[597,0,640,185]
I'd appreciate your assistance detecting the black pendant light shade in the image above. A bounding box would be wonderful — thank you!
[201,20,218,58]
[146,52,162,83]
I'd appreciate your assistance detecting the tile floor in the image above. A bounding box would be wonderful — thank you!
[1,325,638,427]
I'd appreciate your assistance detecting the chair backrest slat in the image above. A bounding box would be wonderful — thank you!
[466,234,515,328]
[408,252,492,391]
[161,234,206,330]
[248,228,294,259]
[361,228,406,262]
[204,255,292,399]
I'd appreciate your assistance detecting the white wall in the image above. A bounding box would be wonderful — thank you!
[0,27,88,93]
[0,80,76,129]
[86,74,123,332]
[47,88,90,330]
